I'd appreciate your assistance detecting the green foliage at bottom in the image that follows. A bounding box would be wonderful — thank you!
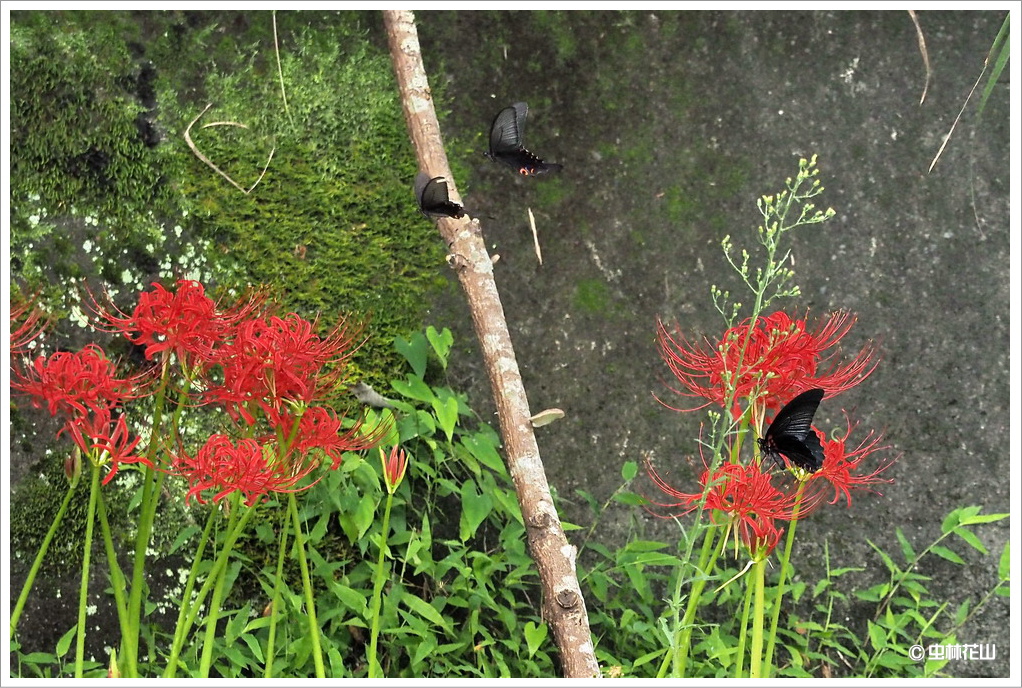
[9,328,1008,678]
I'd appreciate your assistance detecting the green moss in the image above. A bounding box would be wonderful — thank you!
[531,11,578,64]
[573,278,612,315]
[10,11,451,388]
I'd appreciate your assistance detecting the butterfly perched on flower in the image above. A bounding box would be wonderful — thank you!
[758,388,826,472]
[485,101,562,176]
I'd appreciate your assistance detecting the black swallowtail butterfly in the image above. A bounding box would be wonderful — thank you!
[485,101,562,176]
[757,388,826,472]
[414,172,465,219]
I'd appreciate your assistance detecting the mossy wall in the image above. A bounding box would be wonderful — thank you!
[9,10,449,384]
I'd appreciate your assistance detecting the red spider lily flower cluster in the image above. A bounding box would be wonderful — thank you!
[657,310,879,417]
[9,294,50,357]
[648,459,796,558]
[649,310,897,559]
[806,417,894,508]
[207,313,361,425]
[12,344,150,485]
[12,279,385,500]
[174,435,321,507]
[87,279,263,373]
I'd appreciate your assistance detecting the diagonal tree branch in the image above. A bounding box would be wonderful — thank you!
[382,10,600,679]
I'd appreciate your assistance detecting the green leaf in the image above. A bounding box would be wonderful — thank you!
[459,480,493,541]
[55,625,77,657]
[958,511,1009,526]
[411,632,438,667]
[425,325,453,369]
[952,526,988,554]
[391,375,436,404]
[867,539,899,574]
[931,544,966,565]
[524,620,548,658]
[612,491,647,506]
[225,604,252,644]
[867,621,887,652]
[169,525,200,554]
[622,540,670,553]
[621,460,638,481]
[631,648,667,670]
[338,493,378,543]
[395,333,428,379]
[630,552,683,567]
[998,541,1010,581]
[954,599,971,626]
[830,566,866,577]
[241,633,265,664]
[895,528,916,563]
[461,432,506,474]
[940,508,963,534]
[977,13,1010,117]
[400,591,451,631]
[333,584,369,618]
[432,395,459,443]
[874,651,913,670]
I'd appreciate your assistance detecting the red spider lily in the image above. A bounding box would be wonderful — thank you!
[647,459,796,558]
[657,310,879,417]
[174,434,320,507]
[62,408,151,485]
[267,405,384,470]
[208,313,363,424]
[87,279,265,371]
[380,445,408,494]
[803,418,896,508]
[12,345,139,417]
[741,514,784,559]
[9,296,50,358]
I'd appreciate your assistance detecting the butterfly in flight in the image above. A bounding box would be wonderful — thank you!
[485,101,562,176]
[414,172,465,219]
[757,388,826,472]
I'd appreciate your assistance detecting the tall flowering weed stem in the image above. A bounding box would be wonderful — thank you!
[649,157,897,677]
[10,278,386,678]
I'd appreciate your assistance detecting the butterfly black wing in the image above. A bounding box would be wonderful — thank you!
[488,101,529,156]
[486,101,562,176]
[414,172,464,219]
[758,388,826,472]
[768,427,825,472]
[768,388,824,441]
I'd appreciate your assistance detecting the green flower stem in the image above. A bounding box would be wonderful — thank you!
[748,558,768,678]
[763,483,806,676]
[75,463,101,678]
[264,509,291,678]
[733,562,756,677]
[96,489,131,661]
[163,501,256,678]
[289,491,326,678]
[368,491,395,678]
[122,368,171,675]
[162,504,217,677]
[9,469,79,636]
[198,495,241,678]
